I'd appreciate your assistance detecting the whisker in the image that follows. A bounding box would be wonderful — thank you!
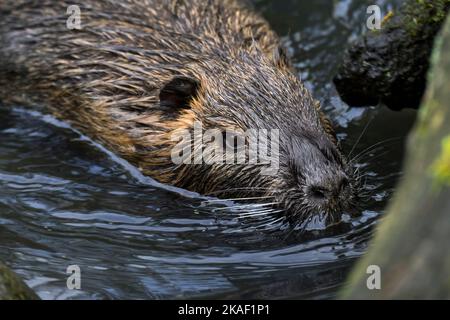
[351,145,386,164]
[203,196,275,203]
[238,209,284,218]
[349,136,403,164]
[348,114,375,159]
[253,216,286,229]
[206,187,271,195]
[213,202,279,211]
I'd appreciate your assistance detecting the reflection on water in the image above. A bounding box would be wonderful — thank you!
[0,0,416,299]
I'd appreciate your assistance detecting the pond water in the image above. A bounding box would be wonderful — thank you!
[0,0,417,299]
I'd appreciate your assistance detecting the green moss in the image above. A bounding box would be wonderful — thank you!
[395,0,450,37]
[430,135,450,186]
[414,14,450,138]
[415,99,442,138]
[0,263,39,300]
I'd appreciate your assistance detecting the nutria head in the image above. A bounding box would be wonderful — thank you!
[0,0,359,226]
[148,46,360,225]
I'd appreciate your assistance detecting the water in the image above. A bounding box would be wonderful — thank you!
[0,0,417,299]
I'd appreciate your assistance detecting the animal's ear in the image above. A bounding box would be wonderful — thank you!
[159,76,200,109]
[272,46,291,69]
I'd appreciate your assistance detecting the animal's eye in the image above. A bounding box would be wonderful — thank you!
[159,76,199,110]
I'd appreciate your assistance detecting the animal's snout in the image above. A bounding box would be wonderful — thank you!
[307,176,349,204]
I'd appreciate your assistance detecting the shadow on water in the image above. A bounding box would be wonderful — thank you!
[0,0,416,299]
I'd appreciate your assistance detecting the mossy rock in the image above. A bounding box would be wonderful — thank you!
[0,262,39,300]
[334,0,450,110]
[341,13,450,299]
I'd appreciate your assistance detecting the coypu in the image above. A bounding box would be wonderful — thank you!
[0,0,360,225]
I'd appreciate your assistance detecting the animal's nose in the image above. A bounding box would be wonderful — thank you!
[307,177,349,202]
